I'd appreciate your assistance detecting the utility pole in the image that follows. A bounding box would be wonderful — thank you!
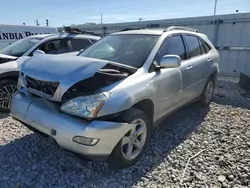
[46,19,49,26]
[214,0,218,15]
[101,14,103,25]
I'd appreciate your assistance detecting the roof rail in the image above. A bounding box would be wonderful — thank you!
[166,26,199,33]
[119,27,148,32]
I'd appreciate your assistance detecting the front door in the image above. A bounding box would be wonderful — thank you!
[152,34,189,119]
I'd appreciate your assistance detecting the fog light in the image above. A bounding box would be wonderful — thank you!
[72,136,99,146]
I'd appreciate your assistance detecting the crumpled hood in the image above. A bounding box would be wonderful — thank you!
[0,53,18,63]
[21,54,109,82]
[20,54,133,101]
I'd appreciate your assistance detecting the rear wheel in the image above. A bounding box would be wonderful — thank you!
[199,78,215,107]
[109,108,151,169]
[0,79,17,112]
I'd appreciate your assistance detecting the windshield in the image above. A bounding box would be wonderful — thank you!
[0,37,41,57]
[79,34,159,68]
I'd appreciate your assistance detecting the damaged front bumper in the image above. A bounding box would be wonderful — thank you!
[10,89,134,160]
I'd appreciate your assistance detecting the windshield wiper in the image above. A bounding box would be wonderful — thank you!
[98,68,129,77]
[106,61,137,74]
[98,69,121,74]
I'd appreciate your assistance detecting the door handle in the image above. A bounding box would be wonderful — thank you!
[207,58,212,62]
[186,65,193,70]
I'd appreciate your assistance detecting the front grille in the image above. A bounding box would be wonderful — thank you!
[25,75,59,96]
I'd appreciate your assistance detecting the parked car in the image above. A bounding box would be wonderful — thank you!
[0,33,100,111]
[10,26,219,168]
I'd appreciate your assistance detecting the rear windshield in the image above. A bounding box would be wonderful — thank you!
[0,37,41,57]
[79,34,159,68]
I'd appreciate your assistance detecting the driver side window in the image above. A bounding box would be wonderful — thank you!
[38,39,69,54]
[149,35,188,72]
[149,35,187,72]
[156,35,187,64]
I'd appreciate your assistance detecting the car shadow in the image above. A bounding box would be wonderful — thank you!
[0,103,209,187]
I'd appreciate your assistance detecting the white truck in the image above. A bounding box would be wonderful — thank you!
[0,24,58,49]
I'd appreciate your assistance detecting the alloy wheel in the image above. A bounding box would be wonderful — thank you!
[121,119,147,161]
[0,85,17,109]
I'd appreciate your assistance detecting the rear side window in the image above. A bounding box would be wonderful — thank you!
[201,39,212,53]
[198,39,206,54]
[198,38,212,54]
[70,39,92,51]
[184,35,202,58]
[156,35,187,62]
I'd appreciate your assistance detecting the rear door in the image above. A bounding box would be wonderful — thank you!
[183,35,211,98]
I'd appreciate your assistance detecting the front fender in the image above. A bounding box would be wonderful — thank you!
[97,74,157,117]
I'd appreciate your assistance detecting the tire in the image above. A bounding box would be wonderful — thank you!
[199,78,215,107]
[109,108,152,169]
[0,79,18,112]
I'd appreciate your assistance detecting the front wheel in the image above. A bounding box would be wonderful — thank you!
[0,79,17,112]
[109,108,152,169]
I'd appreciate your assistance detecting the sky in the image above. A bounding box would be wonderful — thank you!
[1,0,250,27]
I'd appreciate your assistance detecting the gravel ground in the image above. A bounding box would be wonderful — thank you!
[0,80,250,188]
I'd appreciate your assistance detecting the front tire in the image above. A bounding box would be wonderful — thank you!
[0,79,17,112]
[109,108,152,169]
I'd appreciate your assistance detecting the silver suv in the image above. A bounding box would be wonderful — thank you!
[10,26,219,168]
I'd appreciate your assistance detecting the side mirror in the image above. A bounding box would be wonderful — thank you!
[33,50,45,56]
[159,55,181,68]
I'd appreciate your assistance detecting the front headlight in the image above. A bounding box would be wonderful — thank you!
[60,92,110,118]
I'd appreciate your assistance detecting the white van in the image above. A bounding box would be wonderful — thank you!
[0,24,58,49]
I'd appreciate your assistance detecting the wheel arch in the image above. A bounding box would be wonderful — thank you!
[132,98,155,124]
[209,71,218,82]
[0,71,19,82]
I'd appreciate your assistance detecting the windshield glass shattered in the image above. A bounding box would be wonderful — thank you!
[0,37,41,57]
[79,34,159,68]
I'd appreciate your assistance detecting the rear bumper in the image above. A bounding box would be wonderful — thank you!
[10,90,134,159]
